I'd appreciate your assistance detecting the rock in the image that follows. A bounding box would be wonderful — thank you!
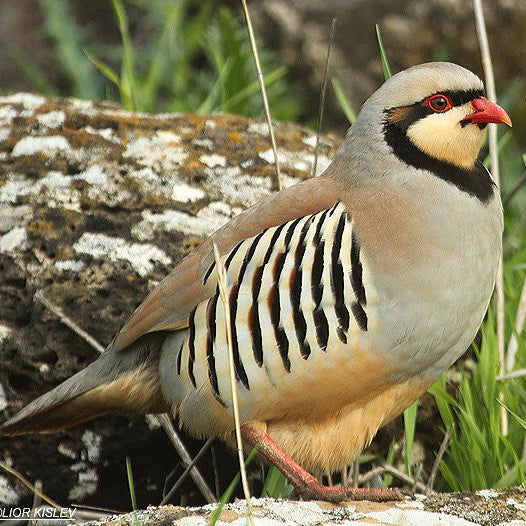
[84,491,526,526]
[0,93,339,508]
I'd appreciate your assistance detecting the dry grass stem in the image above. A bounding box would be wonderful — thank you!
[341,464,349,486]
[473,0,507,435]
[35,290,105,354]
[379,463,427,493]
[240,0,281,191]
[211,445,220,500]
[36,291,215,504]
[426,426,453,495]
[357,466,384,486]
[497,367,526,382]
[352,458,359,488]
[0,462,80,525]
[505,276,526,372]
[28,480,43,526]
[213,242,254,524]
[312,18,336,178]
[155,414,216,504]
[161,436,214,505]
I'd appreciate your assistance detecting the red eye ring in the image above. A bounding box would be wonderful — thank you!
[424,94,452,113]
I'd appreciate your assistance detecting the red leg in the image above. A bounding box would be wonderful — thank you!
[241,425,405,503]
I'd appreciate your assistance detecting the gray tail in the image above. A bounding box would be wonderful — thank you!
[0,333,168,436]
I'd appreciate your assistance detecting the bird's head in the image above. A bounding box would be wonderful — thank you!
[343,62,512,201]
[377,62,511,169]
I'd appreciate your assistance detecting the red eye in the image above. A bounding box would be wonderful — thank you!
[424,94,452,113]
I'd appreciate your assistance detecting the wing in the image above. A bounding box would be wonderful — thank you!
[112,173,343,352]
[169,200,388,436]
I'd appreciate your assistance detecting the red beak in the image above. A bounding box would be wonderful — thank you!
[462,96,512,127]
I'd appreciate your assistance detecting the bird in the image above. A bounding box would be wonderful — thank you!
[1,62,512,502]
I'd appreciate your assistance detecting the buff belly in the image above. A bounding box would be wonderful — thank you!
[262,376,432,473]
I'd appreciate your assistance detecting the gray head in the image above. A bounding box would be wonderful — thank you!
[339,62,511,201]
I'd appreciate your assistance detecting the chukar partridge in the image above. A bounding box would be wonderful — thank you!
[2,62,512,502]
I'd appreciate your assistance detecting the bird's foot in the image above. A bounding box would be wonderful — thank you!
[241,425,408,503]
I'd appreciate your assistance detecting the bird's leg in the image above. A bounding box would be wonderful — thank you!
[241,425,405,503]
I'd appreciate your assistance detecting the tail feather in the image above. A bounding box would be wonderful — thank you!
[0,332,168,436]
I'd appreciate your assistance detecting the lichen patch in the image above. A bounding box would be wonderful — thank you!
[367,507,479,525]
[0,92,46,109]
[68,464,98,501]
[200,153,228,168]
[0,382,7,411]
[477,490,501,500]
[55,259,86,272]
[248,121,269,135]
[73,232,171,277]
[124,131,186,170]
[0,324,13,343]
[259,147,331,176]
[0,106,18,127]
[81,430,102,464]
[132,202,235,240]
[0,475,19,505]
[0,226,27,253]
[85,126,120,143]
[171,182,205,203]
[0,205,32,233]
[302,133,334,148]
[37,110,66,129]
[205,166,295,207]
[76,165,108,186]
[12,135,70,157]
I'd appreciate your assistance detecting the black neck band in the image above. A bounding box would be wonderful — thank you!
[382,100,495,203]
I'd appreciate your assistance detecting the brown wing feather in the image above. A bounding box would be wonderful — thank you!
[112,173,343,351]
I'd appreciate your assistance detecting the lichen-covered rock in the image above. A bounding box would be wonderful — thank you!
[0,93,338,507]
[85,491,526,526]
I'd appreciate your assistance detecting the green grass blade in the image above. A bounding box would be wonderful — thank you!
[382,440,395,488]
[197,59,233,114]
[141,4,183,111]
[84,50,121,87]
[331,78,357,124]
[85,49,133,109]
[429,375,457,429]
[126,456,138,511]
[495,456,526,488]
[403,400,418,477]
[440,460,461,492]
[375,24,392,80]
[38,0,100,98]
[261,465,292,499]
[112,0,138,110]
[12,53,56,96]
[222,67,287,113]
[497,398,526,430]
[208,448,257,526]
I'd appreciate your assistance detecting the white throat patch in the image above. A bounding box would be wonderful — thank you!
[406,104,486,168]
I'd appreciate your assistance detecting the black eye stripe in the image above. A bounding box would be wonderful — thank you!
[384,88,486,130]
[420,88,484,107]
